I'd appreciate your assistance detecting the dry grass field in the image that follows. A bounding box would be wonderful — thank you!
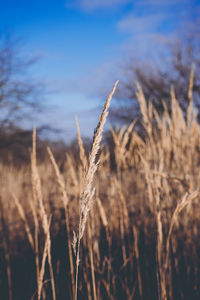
[0,73,200,300]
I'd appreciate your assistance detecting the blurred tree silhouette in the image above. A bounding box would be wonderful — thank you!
[0,31,42,128]
[112,22,200,124]
[0,30,46,163]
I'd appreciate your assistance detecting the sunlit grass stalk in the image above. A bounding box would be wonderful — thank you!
[37,217,52,300]
[31,128,56,300]
[133,225,143,299]
[75,117,87,171]
[47,146,75,299]
[30,199,40,297]
[73,81,118,300]
[88,218,97,300]
[12,193,34,250]
[165,189,199,272]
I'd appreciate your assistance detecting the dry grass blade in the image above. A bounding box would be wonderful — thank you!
[88,219,97,300]
[12,193,34,250]
[188,65,194,103]
[47,146,69,207]
[47,146,75,299]
[187,65,194,125]
[37,216,52,300]
[30,199,40,295]
[0,197,12,300]
[121,120,135,151]
[165,188,199,271]
[75,117,87,171]
[31,128,56,300]
[136,82,151,134]
[133,226,143,299]
[66,154,79,189]
[73,80,118,300]
[76,80,118,242]
[96,196,108,228]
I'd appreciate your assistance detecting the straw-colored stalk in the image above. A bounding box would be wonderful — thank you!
[83,255,92,300]
[88,218,97,300]
[140,152,166,300]
[0,196,12,300]
[136,82,152,135]
[37,217,52,300]
[66,154,79,191]
[30,199,40,295]
[73,80,118,300]
[115,178,127,262]
[165,189,199,272]
[96,196,108,228]
[133,225,143,299]
[187,65,194,126]
[96,192,111,269]
[75,117,88,195]
[75,117,87,171]
[47,146,75,298]
[115,177,129,230]
[31,128,56,300]
[12,193,34,250]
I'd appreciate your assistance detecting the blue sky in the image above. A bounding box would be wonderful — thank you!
[0,0,199,141]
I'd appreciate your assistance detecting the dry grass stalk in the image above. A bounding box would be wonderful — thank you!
[111,121,135,171]
[73,80,118,300]
[12,193,34,250]
[139,152,166,300]
[188,65,194,102]
[75,117,88,195]
[88,219,97,300]
[121,120,135,151]
[47,146,75,299]
[136,82,151,135]
[96,196,108,228]
[30,199,40,295]
[170,86,186,137]
[31,128,56,300]
[110,127,126,172]
[115,176,129,262]
[37,217,52,300]
[117,195,127,262]
[139,153,154,208]
[165,188,199,271]
[0,196,12,300]
[133,226,143,299]
[156,209,166,300]
[154,175,166,300]
[47,146,69,207]
[75,117,87,171]
[96,188,111,259]
[115,177,129,230]
[66,154,79,190]
[139,169,191,192]
[187,65,194,126]
[83,255,92,300]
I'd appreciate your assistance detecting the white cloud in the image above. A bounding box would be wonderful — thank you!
[66,0,131,11]
[138,0,188,5]
[116,0,195,54]
[67,0,192,12]
[118,13,166,34]
[48,59,120,98]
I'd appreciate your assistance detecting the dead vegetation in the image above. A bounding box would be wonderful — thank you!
[0,73,200,300]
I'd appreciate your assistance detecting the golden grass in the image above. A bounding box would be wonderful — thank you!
[73,80,118,300]
[0,74,200,300]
